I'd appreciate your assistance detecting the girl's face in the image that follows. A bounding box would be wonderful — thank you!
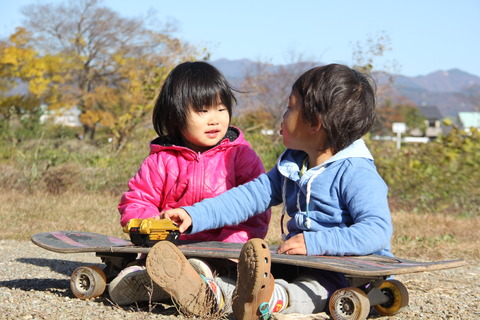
[181,103,230,153]
[280,89,313,151]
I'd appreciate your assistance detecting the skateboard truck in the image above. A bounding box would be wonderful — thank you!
[123,218,180,247]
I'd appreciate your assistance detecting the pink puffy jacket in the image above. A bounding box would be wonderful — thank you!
[118,127,271,243]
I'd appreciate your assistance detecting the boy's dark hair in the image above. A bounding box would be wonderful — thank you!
[153,61,238,141]
[293,63,376,153]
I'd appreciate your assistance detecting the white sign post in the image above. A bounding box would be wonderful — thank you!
[392,122,406,150]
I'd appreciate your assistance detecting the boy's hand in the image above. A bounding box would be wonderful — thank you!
[277,233,307,255]
[162,208,192,233]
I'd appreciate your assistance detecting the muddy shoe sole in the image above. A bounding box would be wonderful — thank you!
[233,238,275,320]
[146,241,216,316]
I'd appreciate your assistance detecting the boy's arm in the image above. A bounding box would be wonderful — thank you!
[163,146,269,235]
[216,144,271,241]
[164,171,282,234]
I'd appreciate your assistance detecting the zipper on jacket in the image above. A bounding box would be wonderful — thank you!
[193,152,204,203]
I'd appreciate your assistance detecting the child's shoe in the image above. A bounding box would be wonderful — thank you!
[146,241,221,316]
[188,258,214,278]
[233,238,279,320]
[108,265,169,305]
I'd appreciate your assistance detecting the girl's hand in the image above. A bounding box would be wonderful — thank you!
[277,233,307,255]
[162,208,192,233]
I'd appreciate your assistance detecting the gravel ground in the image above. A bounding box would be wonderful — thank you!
[1,239,478,320]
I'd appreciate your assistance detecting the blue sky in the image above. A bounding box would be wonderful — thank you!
[1,0,479,77]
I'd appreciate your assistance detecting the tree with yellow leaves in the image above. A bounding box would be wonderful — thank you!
[13,0,206,145]
[0,27,66,137]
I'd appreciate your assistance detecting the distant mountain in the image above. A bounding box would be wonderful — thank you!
[211,59,254,81]
[397,69,480,93]
[211,58,315,84]
[211,59,480,118]
[391,69,480,116]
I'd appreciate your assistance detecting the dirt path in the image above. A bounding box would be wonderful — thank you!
[1,239,478,320]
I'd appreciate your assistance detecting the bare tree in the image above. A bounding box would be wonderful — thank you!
[21,0,202,140]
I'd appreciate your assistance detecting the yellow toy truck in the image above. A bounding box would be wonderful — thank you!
[123,218,180,246]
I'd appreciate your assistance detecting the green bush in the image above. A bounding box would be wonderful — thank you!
[243,131,285,171]
[369,127,480,217]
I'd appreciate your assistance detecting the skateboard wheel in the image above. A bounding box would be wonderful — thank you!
[70,265,107,299]
[329,287,370,320]
[373,279,409,316]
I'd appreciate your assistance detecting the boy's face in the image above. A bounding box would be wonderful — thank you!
[181,103,230,153]
[280,89,313,151]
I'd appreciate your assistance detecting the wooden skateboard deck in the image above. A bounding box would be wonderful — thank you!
[31,231,466,277]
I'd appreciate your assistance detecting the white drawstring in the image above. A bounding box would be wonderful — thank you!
[281,179,288,241]
[281,166,326,240]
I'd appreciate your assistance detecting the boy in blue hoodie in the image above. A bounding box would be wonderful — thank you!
[146,64,393,320]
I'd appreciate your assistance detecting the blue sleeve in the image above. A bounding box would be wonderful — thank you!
[184,170,283,234]
[304,166,392,256]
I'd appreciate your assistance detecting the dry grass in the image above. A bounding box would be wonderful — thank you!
[391,210,479,262]
[1,189,477,263]
[265,205,284,245]
[0,189,124,240]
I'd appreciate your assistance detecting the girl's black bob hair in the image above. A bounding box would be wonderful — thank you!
[152,61,238,141]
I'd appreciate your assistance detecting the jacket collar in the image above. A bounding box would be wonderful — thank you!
[276,139,373,180]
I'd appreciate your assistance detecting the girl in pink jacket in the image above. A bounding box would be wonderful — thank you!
[109,61,271,305]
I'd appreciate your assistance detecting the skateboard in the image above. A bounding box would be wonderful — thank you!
[31,230,466,320]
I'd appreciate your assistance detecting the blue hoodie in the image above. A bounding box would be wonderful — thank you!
[184,139,393,257]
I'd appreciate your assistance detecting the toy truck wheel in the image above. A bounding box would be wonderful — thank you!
[70,266,107,299]
[373,279,409,316]
[329,287,370,320]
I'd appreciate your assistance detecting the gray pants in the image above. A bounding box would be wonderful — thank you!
[215,270,347,315]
